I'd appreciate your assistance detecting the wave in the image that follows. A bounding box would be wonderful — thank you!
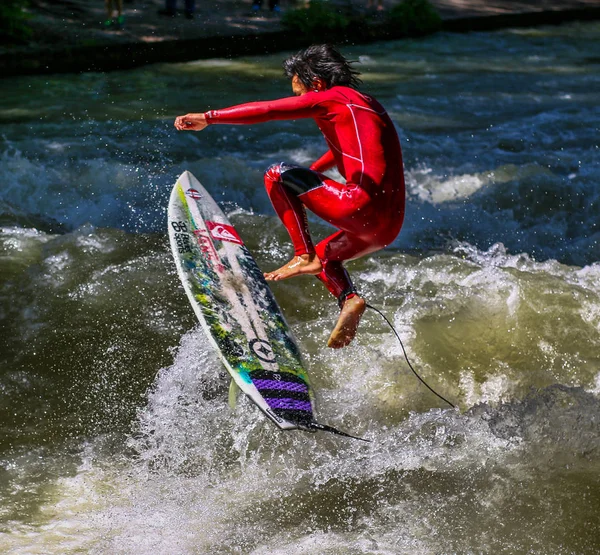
[3,376,596,554]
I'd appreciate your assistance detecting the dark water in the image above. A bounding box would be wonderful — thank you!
[1,22,599,553]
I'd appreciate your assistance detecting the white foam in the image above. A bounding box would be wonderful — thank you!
[406,165,488,204]
[589,372,600,396]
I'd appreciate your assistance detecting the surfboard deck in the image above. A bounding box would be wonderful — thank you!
[168,170,318,431]
[168,171,368,441]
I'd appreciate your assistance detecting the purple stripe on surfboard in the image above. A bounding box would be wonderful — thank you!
[253,379,308,393]
[266,398,312,411]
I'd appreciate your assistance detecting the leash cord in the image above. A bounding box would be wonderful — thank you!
[365,303,456,409]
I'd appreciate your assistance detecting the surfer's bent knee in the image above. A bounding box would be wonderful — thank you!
[264,162,284,183]
[264,162,302,183]
[265,163,324,197]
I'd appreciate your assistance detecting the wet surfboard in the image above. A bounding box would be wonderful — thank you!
[168,170,365,439]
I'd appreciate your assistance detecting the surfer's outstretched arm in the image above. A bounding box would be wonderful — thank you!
[174,113,208,131]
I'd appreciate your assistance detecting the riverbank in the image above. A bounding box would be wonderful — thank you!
[2,0,600,76]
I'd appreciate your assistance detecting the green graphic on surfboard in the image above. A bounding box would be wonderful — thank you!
[168,171,365,439]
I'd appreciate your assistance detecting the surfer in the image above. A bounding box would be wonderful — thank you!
[174,44,405,349]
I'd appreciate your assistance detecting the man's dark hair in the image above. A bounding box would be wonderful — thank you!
[283,44,362,90]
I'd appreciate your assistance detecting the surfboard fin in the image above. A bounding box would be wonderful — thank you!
[306,421,371,442]
[228,379,241,410]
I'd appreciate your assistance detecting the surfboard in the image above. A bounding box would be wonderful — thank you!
[168,170,365,440]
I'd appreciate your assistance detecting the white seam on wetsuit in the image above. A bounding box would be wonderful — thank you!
[347,105,365,188]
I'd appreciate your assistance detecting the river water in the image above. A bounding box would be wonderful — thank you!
[1,21,599,554]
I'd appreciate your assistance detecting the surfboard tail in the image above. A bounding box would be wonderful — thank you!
[304,421,371,442]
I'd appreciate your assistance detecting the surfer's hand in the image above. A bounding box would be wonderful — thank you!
[174,113,208,131]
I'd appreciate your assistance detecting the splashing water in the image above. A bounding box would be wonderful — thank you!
[1,22,600,553]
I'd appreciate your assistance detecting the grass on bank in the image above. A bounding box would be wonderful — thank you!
[1,0,32,44]
[281,0,442,42]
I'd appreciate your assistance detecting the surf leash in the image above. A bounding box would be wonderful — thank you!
[306,421,371,442]
[366,303,456,409]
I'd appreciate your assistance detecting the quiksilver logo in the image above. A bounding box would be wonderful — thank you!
[212,225,237,242]
[207,221,243,245]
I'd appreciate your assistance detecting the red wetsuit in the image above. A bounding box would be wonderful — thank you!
[205,86,405,303]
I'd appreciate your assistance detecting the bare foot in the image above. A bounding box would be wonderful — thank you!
[327,295,366,349]
[264,253,322,281]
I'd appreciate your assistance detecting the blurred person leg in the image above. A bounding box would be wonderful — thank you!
[184,0,195,19]
[158,0,177,16]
